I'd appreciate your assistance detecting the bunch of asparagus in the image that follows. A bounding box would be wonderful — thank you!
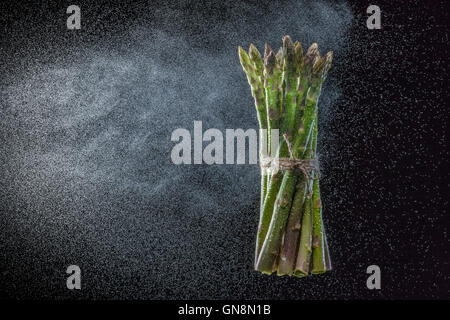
[238,36,332,277]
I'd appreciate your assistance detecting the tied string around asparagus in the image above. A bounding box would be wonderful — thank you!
[260,134,320,194]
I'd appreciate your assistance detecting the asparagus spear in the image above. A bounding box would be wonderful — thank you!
[292,117,316,277]
[277,42,312,275]
[277,175,306,275]
[256,170,283,259]
[263,44,282,157]
[311,181,326,274]
[294,189,313,277]
[310,102,326,274]
[255,44,283,262]
[294,51,332,276]
[249,44,264,80]
[280,36,298,140]
[238,46,266,130]
[238,46,268,218]
[310,52,333,274]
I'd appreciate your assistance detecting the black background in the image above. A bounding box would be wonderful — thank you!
[0,0,448,299]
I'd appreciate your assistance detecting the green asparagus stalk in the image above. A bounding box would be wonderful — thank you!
[262,44,282,218]
[294,51,332,276]
[277,175,306,275]
[280,36,298,139]
[238,46,266,131]
[277,42,311,275]
[310,52,333,274]
[290,43,319,158]
[254,44,284,262]
[256,171,282,264]
[248,44,268,210]
[238,45,268,218]
[294,190,313,277]
[263,44,282,158]
[256,169,297,273]
[310,107,326,274]
[293,117,317,277]
[249,44,264,79]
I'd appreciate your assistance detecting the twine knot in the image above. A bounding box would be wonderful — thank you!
[260,134,320,192]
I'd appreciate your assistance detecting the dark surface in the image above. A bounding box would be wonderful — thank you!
[0,0,448,299]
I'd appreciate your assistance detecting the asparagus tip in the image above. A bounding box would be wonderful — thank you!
[238,46,250,65]
[325,51,333,65]
[319,51,334,78]
[282,35,293,49]
[294,42,304,68]
[249,43,261,60]
[282,35,294,59]
[238,45,246,56]
[313,55,327,74]
[264,50,276,68]
[305,43,319,67]
[307,42,318,52]
[264,43,273,58]
[275,47,284,63]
